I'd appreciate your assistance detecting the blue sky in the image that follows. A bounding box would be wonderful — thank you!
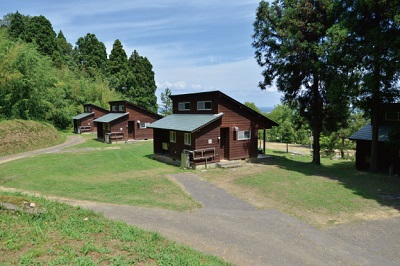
[1,0,281,108]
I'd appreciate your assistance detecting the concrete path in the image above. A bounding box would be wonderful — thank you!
[74,172,398,266]
[0,135,85,164]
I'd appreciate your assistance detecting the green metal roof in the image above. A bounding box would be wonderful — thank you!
[93,113,128,123]
[72,112,93,120]
[148,113,223,132]
[349,124,392,142]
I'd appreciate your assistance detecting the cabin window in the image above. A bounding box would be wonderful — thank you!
[85,106,92,112]
[184,133,191,145]
[170,131,176,143]
[197,101,212,110]
[112,105,117,112]
[237,130,251,140]
[178,102,190,111]
[386,112,400,121]
[119,105,125,111]
[140,122,151,129]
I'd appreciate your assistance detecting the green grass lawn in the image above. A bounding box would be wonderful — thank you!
[0,193,228,265]
[0,139,199,211]
[198,150,400,227]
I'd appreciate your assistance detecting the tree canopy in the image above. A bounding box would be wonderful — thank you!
[0,11,160,129]
[253,0,352,164]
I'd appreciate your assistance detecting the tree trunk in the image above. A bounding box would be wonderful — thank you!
[286,142,289,153]
[370,66,381,172]
[311,76,322,165]
[370,105,379,172]
[340,137,345,159]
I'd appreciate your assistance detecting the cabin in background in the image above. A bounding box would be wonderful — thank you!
[72,104,109,134]
[149,91,278,168]
[93,100,162,143]
[350,103,400,173]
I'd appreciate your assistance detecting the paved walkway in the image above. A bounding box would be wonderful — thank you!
[0,135,85,164]
[70,173,398,266]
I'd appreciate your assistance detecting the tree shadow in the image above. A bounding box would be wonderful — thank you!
[256,151,400,211]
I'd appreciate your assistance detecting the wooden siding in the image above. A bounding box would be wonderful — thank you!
[217,96,259,159]
[171,91,219,115]
[74,104,109,133]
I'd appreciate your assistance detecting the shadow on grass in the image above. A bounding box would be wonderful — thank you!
[257,151,400,211]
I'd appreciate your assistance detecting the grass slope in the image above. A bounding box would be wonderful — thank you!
[0,138,199,211]
[0,120,63,156]
[0,193,228,265]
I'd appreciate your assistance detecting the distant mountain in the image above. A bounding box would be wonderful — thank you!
[259,107,274,114]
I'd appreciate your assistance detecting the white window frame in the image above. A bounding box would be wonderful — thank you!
[184,133,191,145]
[112,105,117,112]
[237,130,251,140]
[197,101,212,110]
[178,102,190,111]
[170,131,176,143]
[386,112,400,121]
[119,105,125,111]
[140,122,151,129]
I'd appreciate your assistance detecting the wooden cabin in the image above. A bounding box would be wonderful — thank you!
[72,104,109,133]
[148,91,278,167]
[93,101,162,143]
[349,103,400,173]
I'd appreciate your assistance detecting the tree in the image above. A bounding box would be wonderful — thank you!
[126,50,158,113]
[343,0,400,171]
[7,11,27,39]
[253,0,351,165]
[74,33,107,77]
[54,30,76,69]
[160,88,172,116]
[24,15,56,57]
[107,39,128,92]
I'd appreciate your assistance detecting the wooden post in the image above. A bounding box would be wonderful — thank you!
[263,128,266,154]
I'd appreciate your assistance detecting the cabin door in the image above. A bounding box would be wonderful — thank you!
[220,127,230,160]
[128,121,135,139]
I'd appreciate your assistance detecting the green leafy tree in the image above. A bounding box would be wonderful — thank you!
[160,88,172,116]
[343,0,400,171]
[24,15,56,57]
[74,33,108,77]
[7,11,28,39]
[107,39,128,92]
[53,31,76,69]
[253,0,351,165]
[126,50,158,113]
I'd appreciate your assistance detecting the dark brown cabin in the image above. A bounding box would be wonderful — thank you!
[93,101,162,143]
[72,104,109,133]
[349,103,400,173]
[148,91,278,167]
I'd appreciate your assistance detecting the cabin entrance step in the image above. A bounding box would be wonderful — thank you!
[216,160,243,169]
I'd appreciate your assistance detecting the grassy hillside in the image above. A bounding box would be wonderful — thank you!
[0,192,228,265]
[0,120,63,156]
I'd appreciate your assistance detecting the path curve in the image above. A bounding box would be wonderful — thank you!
[13,172,394,266]
[0,135,85,164]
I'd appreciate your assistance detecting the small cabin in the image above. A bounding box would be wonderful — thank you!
[350,103,400,173]
[93,101,162,143]
[72,104,109,134]
[148,91,278,168]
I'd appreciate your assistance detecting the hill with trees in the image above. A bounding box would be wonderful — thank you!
[0,11,158,129]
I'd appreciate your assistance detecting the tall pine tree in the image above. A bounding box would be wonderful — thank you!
[107,39,128,92]
[253,0,351,164]
[126,50,157,113]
